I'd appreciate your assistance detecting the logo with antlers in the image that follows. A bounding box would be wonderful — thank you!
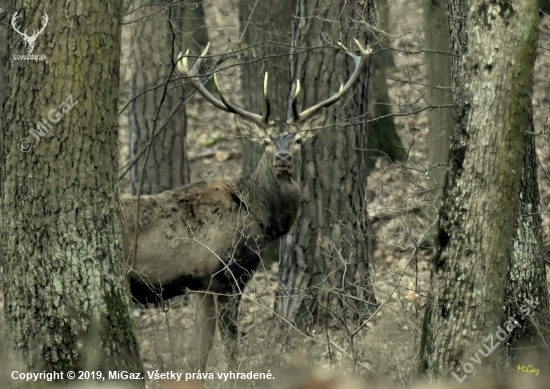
[11,11,48,54]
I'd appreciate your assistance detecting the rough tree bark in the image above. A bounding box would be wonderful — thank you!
[368,0,405,171]
[417,0,540,380]
[238,0,294,175]
[505,131,550,361]
[0,4,5,270]
[0,3,5,159]
[276,0,377,330]
[422,0,453,246]
[1,1,143,380]
[126,0,193,195]
[238,0,294,265]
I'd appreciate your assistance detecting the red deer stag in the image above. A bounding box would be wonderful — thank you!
[121,39,371,371]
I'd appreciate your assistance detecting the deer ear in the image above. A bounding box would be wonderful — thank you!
[234,116,266,138]
[299,111,326,139]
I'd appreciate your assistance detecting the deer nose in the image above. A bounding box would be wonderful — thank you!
[275,151,292,164]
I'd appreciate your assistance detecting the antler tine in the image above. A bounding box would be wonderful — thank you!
[263,73,271,125]
[287,39,372,125]
[177,43,268,127]
[177,43,227,112]
[289,79,301,123]
[214,72,268,127]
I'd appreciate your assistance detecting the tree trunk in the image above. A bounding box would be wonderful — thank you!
[181,0,209,55]
[238,0,294,264]
[0,5,5,268]
[1,1,143,380]
[368,0,405,171]
[238,0,294,175]
[417,0,539,381]
[0,2,8,164]
[276,0,377,330]
[506,131,550,360]
[126,0,192,195]
[422,0,453,246]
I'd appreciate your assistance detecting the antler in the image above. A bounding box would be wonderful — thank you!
[288,39,372,124]
[177,43,271,128]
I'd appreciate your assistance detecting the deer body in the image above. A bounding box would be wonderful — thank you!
[123,40,370,371]
[123,143,301,304]
[122,126,305,371]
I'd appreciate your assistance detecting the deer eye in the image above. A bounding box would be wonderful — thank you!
[295,136,303,144]
[263,138,271,146]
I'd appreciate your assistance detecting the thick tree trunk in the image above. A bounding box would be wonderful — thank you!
[0,4,5,174]
[422,0,452,246]
[181,0,209,54]
[417,0,539,381]
[238,0,294,175]
[0,5,5,267]
[506,131,550,359]
[238,0,294,264]
[368,0,405,171]
[126,0,191,195]
[368,57,405,170]
[276,0,377,330]
[1,1,143,380]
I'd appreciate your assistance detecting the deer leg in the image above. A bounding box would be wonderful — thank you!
[217,291,241,370]
[196,292,216,371]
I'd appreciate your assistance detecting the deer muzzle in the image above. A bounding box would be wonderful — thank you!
[274,151,293,173]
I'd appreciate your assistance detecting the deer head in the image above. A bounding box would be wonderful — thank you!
[177,40,371,181]
[11,12,48,54]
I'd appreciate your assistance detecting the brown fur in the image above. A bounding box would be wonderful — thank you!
[121,123,310,370]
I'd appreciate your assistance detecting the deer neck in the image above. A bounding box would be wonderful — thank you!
[236,154,301,239]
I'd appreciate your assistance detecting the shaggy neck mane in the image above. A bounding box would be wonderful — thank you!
[234,154,300,239]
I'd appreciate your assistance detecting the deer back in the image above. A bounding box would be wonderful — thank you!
[122,180,252,292]
[121,138,302,300]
